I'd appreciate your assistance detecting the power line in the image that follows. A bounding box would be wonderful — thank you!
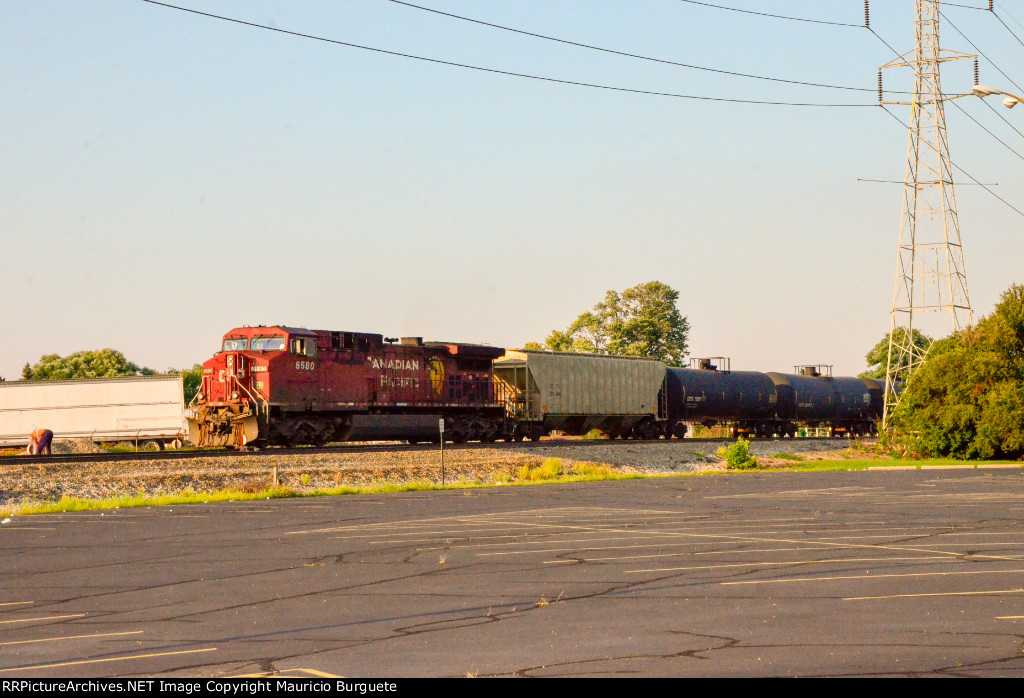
[980,95,1024,141]
[941,11,1024,95]
[387,0,884,94]
[137,1,874,107]
[949,99,1024,162]
[880,105,1024,218]
[676,0,862,28]
[992,11,1024,51]
[941,2,991,9]
[996,3,1024,35]
[870,25,1024,218]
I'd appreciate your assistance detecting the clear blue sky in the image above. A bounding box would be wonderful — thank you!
[2,1,1022,378]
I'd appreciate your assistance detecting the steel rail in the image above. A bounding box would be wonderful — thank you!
[0,436,863,468]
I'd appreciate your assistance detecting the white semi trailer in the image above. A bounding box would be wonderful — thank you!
[0,375,186,450]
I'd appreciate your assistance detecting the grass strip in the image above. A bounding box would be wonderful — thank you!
[768,458,1021,472]
[0,462,646,517]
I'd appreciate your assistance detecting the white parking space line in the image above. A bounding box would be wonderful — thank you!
[846,589,1024,600]
[559,546,895,562]
[0,614,86,625]
[723,569,1024,585]
[0,602,33,608]
[625,556,952,574]
[478,541,723,557]
[0,647,217,674]
[705,487,885,499]
[0,631,143,647]
[284,508,821,537]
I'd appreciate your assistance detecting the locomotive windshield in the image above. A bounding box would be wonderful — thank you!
[223,338,248,351]
[251,337,287,351]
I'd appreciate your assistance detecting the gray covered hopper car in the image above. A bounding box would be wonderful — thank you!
[494,350,670,440]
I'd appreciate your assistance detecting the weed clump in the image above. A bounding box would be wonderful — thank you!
[573,462,613,478]
[717,438,759,470]
[517,458,564,481]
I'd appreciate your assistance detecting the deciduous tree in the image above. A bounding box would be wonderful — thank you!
[888,283,1024,459]
[529,281,689,365]
[860,327,933,379]
[21,349,157,381]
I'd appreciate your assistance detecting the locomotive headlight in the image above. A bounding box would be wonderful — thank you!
[231,391,239,399]
[196,392,204,401]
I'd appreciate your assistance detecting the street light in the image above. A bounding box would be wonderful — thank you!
[973,84,1023,109]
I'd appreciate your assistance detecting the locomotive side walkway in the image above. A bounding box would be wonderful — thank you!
[2,469,1024,677]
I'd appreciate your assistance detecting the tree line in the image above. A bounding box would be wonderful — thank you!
[18,349,203,404]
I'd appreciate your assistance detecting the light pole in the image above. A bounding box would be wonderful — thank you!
[973,84,1024,109]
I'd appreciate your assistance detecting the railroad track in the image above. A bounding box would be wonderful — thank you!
[0,436,861,467]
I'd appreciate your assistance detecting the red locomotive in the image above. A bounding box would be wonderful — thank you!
[187,326,506,448]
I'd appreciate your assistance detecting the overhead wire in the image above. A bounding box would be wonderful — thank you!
[941,11,1024,95]
[992,11,1024,51]
[879,105,1024,218]
[870,20,1024,219]
[995,2,1024,35]
[386,0,887,94]
[948,99,1024,162]
[137,0,874,107]
[675,0,862,28]
[980,94,1024,141]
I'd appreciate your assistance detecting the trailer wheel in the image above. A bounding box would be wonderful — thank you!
[140,440,163,451]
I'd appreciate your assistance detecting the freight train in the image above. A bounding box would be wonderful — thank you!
[186,325,883,448]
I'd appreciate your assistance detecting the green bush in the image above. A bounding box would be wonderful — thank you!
[718,438,758,470]
[888,284,1024,459]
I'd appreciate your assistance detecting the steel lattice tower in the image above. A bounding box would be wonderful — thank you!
[880,0,974,426]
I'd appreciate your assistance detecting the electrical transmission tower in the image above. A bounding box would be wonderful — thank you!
[879,0,974,426]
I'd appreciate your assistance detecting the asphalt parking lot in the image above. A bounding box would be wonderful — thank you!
[3,468,1024,677]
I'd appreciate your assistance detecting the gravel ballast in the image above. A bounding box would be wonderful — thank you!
[0,438,872,511]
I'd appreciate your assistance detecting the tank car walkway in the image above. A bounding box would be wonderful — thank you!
[3,470,1024,677]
